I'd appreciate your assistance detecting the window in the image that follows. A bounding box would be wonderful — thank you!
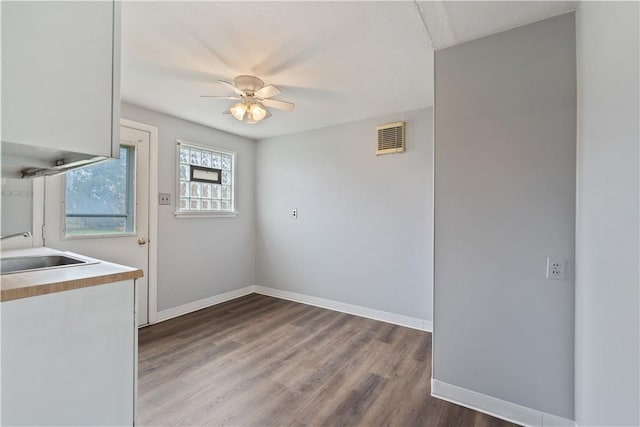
[64,145,135,236]
[176,140,236,216]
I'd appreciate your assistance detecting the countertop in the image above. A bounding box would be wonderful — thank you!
[1,247,143,302]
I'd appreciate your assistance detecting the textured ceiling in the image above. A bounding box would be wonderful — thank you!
[416,1,577,50]
[121,1,577,140]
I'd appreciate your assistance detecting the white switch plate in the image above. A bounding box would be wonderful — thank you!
[546,257,566,280]
[159,193,171,205]
[292,209,298,219]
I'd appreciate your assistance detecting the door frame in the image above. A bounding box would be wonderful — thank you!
[120,118,158,325]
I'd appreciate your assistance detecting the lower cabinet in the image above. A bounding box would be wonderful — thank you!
[1,280,136,426]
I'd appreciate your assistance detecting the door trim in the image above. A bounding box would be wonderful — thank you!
[120,118,158,325]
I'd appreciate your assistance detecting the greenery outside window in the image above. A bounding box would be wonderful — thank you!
[176,139,236,217]
[64,145,135,237]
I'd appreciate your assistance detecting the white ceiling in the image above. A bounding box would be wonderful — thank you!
[121,1,577,140]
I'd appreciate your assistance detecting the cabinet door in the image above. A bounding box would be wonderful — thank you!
[1,281,135,426]
[1,1,119,158]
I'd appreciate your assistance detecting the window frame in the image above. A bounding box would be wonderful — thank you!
[174,139,238,218]
[62,143,138,239]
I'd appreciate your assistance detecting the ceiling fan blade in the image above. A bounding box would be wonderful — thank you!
[219,80,245,96]
[200,95,242,100]
[255,84,281,99]
[262,98,295,112]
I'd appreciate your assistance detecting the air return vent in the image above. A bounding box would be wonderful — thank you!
[376,122,405,155]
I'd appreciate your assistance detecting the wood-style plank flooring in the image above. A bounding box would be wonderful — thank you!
[138,294,519,426]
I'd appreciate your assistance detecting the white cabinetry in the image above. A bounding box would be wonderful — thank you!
[1,1,121,176]
[1,281,136,426]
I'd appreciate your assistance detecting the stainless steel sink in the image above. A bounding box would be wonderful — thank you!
[1,254,97,274]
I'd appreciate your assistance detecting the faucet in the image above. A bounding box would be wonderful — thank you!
[1,232,32,241]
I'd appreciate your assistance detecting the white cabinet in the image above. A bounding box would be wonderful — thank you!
[1,281,136,426]
[1,1,121,176]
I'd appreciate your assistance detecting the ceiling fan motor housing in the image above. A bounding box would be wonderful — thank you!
[234,75,264,93]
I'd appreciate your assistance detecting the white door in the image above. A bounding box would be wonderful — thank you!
[44,125,150,326]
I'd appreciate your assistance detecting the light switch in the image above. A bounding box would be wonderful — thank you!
[159,193,171,205]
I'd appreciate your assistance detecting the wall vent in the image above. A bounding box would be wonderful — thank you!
[376,122,405,155]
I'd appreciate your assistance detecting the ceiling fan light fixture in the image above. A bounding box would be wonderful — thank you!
[249,102,267,122]
[245,111,257,125]
[204,75,294,125]
[230,102,247,120]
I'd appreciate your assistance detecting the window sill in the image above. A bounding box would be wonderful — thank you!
[174,211,238,218]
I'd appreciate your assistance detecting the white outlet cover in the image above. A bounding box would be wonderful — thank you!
[546,257,566,281]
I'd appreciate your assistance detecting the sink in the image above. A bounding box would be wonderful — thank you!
[1,254,97,274]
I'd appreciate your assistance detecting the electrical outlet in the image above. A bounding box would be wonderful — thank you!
[292,209,298,219]
[546,257,566,280]
[159,193,171,205]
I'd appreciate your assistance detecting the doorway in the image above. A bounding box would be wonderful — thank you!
[43,121,157,326]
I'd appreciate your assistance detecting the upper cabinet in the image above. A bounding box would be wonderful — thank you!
[1,1,121,178]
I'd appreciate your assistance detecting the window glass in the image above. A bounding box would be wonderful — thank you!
[177,141,235,215]
[65,145,135,236]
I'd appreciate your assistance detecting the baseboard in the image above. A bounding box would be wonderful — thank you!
[155,286,254,322]
[431,379,575,427]
[252,285,432,332]
[154,285,433,332]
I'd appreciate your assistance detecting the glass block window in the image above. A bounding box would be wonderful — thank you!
[176,140,236,216]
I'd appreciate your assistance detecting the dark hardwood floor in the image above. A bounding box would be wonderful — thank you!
[138,294,518,426]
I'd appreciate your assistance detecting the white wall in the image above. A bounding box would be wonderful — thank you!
[255,108,433,323]
[44,103,256,312]
[433,13,576,421]
[575,2,640,426]
[1,178,32,235]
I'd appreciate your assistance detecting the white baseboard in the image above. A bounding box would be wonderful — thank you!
[431,379,575,427]
[252,285,432,332]
[155,286,254,322]
[154,285,432,333]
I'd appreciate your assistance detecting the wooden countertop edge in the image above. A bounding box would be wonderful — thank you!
[1,269,143,302]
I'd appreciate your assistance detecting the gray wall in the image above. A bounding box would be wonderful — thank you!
[255,108,433,321]
[575,2,640,425]
[121,103,256,311]
[433,13,576,419]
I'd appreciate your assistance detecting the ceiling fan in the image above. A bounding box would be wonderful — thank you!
[201,75,295,124]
